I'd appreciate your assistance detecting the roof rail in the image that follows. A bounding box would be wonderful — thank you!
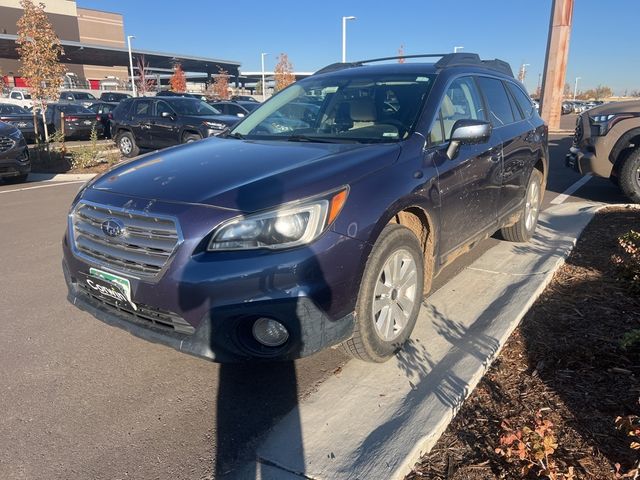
[314,53,514,78]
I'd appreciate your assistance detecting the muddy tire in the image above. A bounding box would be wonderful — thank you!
[619,148,640,203]
[342,224,424,363]
[501,169,543,243]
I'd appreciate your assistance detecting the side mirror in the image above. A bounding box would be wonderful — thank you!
[161,111,174,119]
[446,119,492,159]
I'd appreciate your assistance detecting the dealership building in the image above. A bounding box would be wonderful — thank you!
[0,0,241,91]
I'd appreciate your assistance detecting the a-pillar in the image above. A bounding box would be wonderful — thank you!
[540,0,574,130]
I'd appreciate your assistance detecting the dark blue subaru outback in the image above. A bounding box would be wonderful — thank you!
[62,53,548,363]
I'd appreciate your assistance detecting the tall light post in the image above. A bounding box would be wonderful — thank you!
[127,35,136,97]
[518,63,530,82]
[342,16,356,63]
[260,52,269,102]
[453,46,464,53]
[573,76,581,101]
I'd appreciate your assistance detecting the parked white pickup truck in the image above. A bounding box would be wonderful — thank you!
[2,90,34,110]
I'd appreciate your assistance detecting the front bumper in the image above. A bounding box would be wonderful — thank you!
[0,140,30,179]
[62,191,367,362]
[565,145,612,178]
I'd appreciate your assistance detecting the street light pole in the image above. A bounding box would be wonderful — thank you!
[573,76,581,101]
[260,52,269,102]
[453,46,464,53]
[127,35,136,97]
[342,16,356,63]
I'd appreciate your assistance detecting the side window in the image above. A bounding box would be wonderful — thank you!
[155,100,174,117]
[11,92,20,99]
[133,100,152,116]
[439,76,486,140]
[506,85,524,121]
[476,77,515,127]
[507,82,535,119]
[429,111,444,145]
[228,105,245,116]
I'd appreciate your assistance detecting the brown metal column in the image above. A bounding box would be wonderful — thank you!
[540,0,574,130]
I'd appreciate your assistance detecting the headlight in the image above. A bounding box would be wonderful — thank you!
[204,121,227,130]
[591,114,614,123]
[207,188,348,251]
[590,113,633,136]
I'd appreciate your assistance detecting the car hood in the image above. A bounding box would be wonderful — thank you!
[91,138,401,212]
[588,100,640,116]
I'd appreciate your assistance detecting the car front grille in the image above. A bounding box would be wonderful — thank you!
[71,201,181,278]
[77,281,194,334]
[0,136,15,152]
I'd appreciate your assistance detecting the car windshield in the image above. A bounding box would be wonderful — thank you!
[239,102,259,112]
[23,93,31,99]
[58,104,93,114]
[231,72,436,143]
[0,104,28,114]
[73,93,96,100]
[169,99,221,115]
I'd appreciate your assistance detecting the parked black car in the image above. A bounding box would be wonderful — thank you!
[63,53,549,363]
[0,121,29,183]
[111,96,240,157]
[231,95,259,102]
[86,101,118,138]
[99,92,131,103]
[44,103,103,139]
[58,91,98,108]
[0,103,42,142]
[208,100,259,117]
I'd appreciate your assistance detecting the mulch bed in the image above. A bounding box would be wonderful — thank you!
[407,206,640,479]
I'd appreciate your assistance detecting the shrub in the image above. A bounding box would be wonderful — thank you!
[613,230,640,291]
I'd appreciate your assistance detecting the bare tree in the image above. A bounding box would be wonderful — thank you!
[274,53,295,92]
[594,84,613,100]
[212,67,230,99]
[135,56,155,95]
[16,0,66,140]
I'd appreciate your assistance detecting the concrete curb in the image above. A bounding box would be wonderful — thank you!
[29,173,96,182]
[246,201,621,480]
[549,129,574,134]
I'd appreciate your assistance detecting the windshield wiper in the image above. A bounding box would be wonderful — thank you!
[225,132,244,140]
[286,134,357,144]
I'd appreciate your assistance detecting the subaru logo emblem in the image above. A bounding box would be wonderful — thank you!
[101,218,125,238]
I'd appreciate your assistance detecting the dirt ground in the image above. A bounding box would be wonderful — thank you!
[407,207,640,479]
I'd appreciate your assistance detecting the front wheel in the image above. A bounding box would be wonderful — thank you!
[501,169,543,242]
[619,148,640,203]
[342,224,424,362]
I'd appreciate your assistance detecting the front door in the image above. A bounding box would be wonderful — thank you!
[430,76,503,258]
[150,100,180,148]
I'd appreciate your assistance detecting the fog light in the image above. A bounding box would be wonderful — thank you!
[252,317,289,347]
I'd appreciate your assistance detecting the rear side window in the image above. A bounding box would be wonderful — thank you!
[438,76,486,141]
[133,100,152,116]
[112,99,132,118]
[507,82,535,119]
[476,77,515,127]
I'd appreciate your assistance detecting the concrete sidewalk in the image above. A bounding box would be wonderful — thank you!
[242,200,608,480]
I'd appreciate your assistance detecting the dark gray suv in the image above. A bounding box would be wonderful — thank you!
[0,121,30,184]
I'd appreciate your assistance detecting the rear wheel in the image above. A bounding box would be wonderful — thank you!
[619,148,640,203]
[501,169,543,242]
[342,224,424,362]
[116,131,139,158]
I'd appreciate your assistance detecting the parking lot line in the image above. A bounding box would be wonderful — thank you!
[0,180,86,195]
[550,175,592,205]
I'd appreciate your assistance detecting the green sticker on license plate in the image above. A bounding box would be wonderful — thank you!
[89,267,137,310]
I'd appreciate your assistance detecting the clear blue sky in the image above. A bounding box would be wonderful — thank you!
[78,0,638,95]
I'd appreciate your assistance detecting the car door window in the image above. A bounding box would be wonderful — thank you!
[429,111,445,145]
[133,100,152,117]
[11,92,20,99]
[155,100,175,117]
[506,82,535,119]
[476,77,516,127]
[437,76,486,141]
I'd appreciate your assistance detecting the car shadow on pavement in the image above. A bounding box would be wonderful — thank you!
[176,177,333,478]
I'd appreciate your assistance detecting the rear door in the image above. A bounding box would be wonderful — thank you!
[431,76,503,258]
[129,99,154,147]
[476,76,536,218]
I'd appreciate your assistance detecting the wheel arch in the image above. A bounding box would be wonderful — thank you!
[611,127,640,176]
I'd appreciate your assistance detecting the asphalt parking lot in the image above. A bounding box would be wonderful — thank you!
[0,123,628,479]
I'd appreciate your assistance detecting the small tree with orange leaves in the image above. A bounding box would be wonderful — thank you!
[170,63,186,92]
[16,0,66,140]
[212,67,230,100]
[274,53,295,92]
